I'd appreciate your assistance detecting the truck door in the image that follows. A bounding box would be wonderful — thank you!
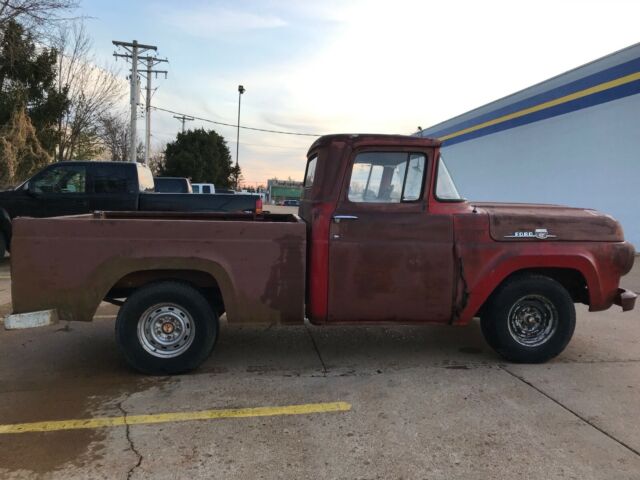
[21,163,90,217]
[328,150,455,323]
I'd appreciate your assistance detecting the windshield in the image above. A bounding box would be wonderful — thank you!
[435,155,463,200]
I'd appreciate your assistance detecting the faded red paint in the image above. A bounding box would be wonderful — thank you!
[11,212,306,324]
[9,134,637,327]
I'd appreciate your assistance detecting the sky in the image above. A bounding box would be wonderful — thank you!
[80,0,640,186]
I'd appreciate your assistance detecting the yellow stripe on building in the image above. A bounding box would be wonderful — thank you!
[440,71,640,141]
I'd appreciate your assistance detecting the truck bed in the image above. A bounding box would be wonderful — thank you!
[10,212,306,325]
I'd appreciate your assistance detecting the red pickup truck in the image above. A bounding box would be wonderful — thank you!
[6,134,636,374]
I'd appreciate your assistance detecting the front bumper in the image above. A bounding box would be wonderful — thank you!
[614,288,637,312]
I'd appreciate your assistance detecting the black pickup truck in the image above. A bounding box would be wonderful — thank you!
[0,161,259,256]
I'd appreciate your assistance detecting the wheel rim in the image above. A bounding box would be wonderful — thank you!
[137,303,195,358]
[507,295,558,347]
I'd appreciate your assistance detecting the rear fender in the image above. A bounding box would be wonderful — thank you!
[16,256,238,324]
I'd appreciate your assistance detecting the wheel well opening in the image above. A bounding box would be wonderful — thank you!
[477,267,589,318]
[505,268,588,302]
[106,269,226,315]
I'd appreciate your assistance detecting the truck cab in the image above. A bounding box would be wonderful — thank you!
[301,134,634,324]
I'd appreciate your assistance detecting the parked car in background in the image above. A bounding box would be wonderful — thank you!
[283,199,300,207]
[0,162,261,257]
[154,177,192,193]
[192,183,215,194]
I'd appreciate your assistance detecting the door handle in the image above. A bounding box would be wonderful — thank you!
[332,215,358,223]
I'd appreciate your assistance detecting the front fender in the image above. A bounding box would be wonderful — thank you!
[455,247,602,325]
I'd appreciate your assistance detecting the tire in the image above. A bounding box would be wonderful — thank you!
[116,281,218,375]
[481,274,575,363]
[0,234,6,258]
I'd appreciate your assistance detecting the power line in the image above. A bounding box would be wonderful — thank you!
[151,105,322,137]
[151,131,306,151]
[173,114,194,133]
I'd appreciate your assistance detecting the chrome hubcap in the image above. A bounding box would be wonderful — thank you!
[137,304,195,358]
[507,295,558,347]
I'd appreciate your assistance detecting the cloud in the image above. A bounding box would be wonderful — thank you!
[147,0,640,184]
[159,6,287,38]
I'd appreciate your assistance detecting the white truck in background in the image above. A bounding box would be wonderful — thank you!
[192,183,215,194]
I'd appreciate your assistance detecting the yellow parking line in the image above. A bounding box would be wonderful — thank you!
[0,401,351,434]
[0,276,10,279]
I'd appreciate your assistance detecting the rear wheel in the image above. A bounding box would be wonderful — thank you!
[0,235,6,258]
[116,281,218,374]
[481,274,575,363]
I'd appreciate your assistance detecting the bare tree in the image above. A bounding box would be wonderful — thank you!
[0,0,77,36]
[97,111,129,161]
[54,21,126,161]
[147,148,166,175]
[0,107,51,187]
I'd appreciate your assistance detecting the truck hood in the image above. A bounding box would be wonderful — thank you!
[474,202,625,242]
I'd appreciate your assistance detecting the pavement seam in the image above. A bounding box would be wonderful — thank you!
[499,365,640,459]
[117,401,143,480]
[304,324,327,376]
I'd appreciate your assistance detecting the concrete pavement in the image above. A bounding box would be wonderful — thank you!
[0,259,638,478]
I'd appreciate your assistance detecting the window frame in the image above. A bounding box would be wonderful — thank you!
[343,150,428,206]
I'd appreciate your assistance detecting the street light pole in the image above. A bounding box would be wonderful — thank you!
[236,84,245,190]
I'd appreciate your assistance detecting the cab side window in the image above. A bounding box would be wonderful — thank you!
[92,165,134,194]
[32,165,87,194]
[347,152,425,203]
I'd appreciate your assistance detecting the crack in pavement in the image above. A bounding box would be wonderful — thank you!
[499,365,640,459]
[117,401,143,480]
[304,323,327,376]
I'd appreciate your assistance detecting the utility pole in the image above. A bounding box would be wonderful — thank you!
[173,114,194,133]
[140,56,168,164]
[236,85,245,189]
[112,40,159,162]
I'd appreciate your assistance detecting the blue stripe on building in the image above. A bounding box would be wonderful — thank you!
[426,56,640,145]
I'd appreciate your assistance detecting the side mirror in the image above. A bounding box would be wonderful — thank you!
[25,182,38,196]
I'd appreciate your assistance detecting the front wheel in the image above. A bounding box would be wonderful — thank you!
[481,274,576,363]
[116,281,218,374]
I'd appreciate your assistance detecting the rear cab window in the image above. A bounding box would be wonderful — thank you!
[304,156,317,187]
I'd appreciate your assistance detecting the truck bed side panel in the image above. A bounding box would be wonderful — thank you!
[10,215,306,325]
[139,193,258,212]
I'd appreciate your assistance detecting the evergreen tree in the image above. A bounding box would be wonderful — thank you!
[0,19,69,154]
[162,128,237,188]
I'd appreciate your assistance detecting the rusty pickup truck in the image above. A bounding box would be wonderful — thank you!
[6,134,637,374]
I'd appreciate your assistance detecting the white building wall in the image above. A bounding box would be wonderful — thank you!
[441,93,640,247]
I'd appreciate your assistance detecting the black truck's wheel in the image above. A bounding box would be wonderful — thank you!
[481,274,575,363]
[0,235,6,258]
[116,281,218,375]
